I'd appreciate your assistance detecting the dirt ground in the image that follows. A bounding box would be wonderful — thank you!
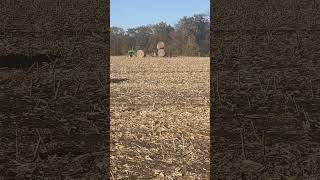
[1,1,109,178]
[0,32,109,180]
[110,56,210,179]
[211,0,320,179]
[0,57,109,179]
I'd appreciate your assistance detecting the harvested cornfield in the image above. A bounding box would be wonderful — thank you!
[0,0,109,179]
[136,50,145,58]
[212,0,320,179]
[111,56,210,179]
[158,49,166,57]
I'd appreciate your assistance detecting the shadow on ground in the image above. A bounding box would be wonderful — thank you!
[110,78,128,84]
[0,54,59,68]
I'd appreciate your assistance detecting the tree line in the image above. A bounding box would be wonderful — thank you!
[110,14,210,57]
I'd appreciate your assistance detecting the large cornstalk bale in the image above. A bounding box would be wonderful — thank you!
[136,50,145,58]
[156,41,165,49]
[158,49,165,57]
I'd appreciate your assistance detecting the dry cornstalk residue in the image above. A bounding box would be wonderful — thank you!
[111,56,210,179]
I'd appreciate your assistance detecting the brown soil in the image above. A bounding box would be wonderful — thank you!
[211,0,320,179]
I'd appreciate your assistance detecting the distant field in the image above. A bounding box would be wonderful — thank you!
[110,56,210,179]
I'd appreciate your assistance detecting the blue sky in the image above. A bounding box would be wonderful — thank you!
[111,0,209,30]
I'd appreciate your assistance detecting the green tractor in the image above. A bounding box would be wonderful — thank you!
[128,46,144,57]
[128,50,135,57]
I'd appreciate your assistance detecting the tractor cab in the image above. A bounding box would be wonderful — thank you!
[128,50,135,57]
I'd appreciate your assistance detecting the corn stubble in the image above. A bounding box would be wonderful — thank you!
[0,0,108,179]
[212,0,320,179]
[111,56,210,179]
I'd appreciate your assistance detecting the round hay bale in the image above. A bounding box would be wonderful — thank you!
[156,41,165,49]
[158,49,165,57]
[136,50,145,58]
